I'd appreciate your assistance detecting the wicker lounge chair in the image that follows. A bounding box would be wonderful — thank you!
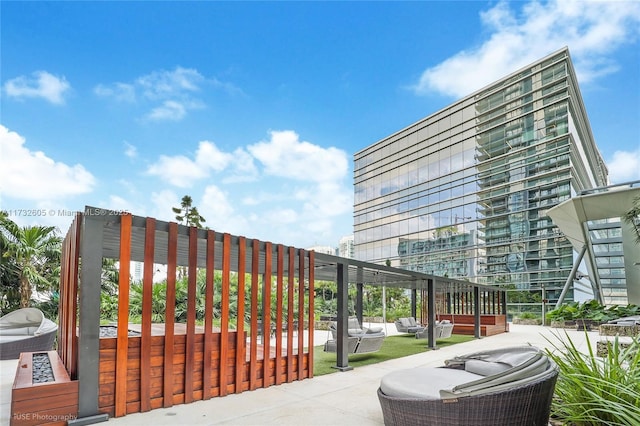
[415,320,454,340]
[378,346,558,426]
[324,317,385,354]
[394,317,425,334]
[0,308,58,360]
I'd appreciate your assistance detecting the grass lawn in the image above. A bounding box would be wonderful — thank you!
[313,334,474,376]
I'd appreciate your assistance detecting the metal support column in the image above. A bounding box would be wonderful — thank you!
[411,290,417,320]
[556,245,587,309]
[427,279,437,350]
[334,261,352,371]
[356,267,363,326]
[474,287,481,339]
[69,212,109,425]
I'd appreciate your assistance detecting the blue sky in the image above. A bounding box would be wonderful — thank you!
[1,1,639,249]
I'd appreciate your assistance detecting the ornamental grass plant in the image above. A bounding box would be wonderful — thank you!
[545,330,640,426]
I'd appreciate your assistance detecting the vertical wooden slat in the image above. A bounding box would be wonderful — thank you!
[184,227,198,403]
[235,236,246,393]
[163,222,178,408]
[249,239,259,390]
[219,233,231,396]
[59,217,78,376]
[307,250,314,379]
[286,246,295,383]
[115,213,132,417]
[140,217,155,412]
[262,242,272,386]
[274,244,284,385]
[203,230,215,400]
[71,214,80,378]
[297,249,305,380]
[58,230,69,369]
[59,213,81,378]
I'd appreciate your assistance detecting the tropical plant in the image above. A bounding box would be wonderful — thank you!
[545,331,640,425]
[622,195,640,244]
[172,195,206,228]
[0,214,61,308]
[546,301,639,323]
[101,258,120,296]
[0,223,21,313]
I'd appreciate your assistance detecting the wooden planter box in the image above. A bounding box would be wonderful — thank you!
[436,314,508,336]
[11,351,78,426]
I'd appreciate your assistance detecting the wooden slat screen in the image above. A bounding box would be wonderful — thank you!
[58,212,81,378]
[57,213,315,419]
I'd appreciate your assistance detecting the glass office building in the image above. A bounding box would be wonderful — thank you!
[354,48,608,314]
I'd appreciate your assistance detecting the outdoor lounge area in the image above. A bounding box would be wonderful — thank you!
[3,207,510,425]
[0,323,598,425]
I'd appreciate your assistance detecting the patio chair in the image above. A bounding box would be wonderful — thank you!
[378,346,558,426]
[324,317,385,354]
[394,317,425,334]
[0,308,58,360]
[415,320,453,340]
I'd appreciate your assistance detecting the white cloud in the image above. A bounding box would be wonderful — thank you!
[136,67,204,99]
[124,141,137,159]
[0,125,95,200]
[136,67,204,100]
[94,66,225,122]
[607,149,640,184]
[412,0,640,98]
[150,189,179,221]
[3,71,71,104]
[147,153,209,187]
[146,140,255,187]
[200,185,248,234]
[145,130,352,246]
[94,82,135,102]
[145,100,188,121]
[194,140,234,172]
[248,130,349,182]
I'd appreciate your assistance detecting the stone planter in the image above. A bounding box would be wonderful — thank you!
[576,319,601,331]
[599,324,640,337]
[512,318,542,325]
[596,338,636,357]
[550,320,576,328]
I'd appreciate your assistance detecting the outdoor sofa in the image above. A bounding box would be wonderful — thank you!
[394,317,425,334]
[0,308,58,360]
[415,320,454,340]
[377,346,558,426]
[324,316,385,354]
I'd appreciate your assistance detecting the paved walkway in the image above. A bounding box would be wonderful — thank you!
[0,324,599,425]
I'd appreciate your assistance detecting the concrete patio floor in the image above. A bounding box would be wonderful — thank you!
[0,324,599,425]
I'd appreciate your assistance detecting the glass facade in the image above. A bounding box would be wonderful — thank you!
[588,218,627,305]
[353,48,608,313]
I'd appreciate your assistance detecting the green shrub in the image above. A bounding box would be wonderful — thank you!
[546,301,639,323]
[545,331,640,425]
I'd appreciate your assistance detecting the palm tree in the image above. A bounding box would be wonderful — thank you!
[623,196,640,244]
[0,215,61,308]
[172,195,206,228]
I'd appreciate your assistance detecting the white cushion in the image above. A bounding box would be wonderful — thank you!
[465,360,512,376]
[380,367,482,399]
